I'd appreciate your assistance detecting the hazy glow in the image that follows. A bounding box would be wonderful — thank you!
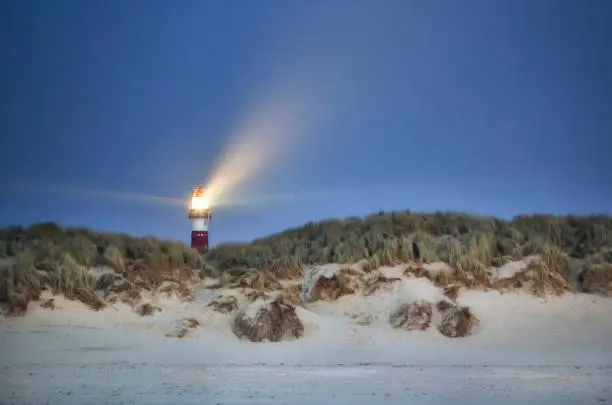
[1,179,186,207]
[200,62,347,210]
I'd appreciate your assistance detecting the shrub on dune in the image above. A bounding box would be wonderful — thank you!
[438,305,479,338]
[135,302,161,316]
[308,267,365,302]
[0,252,42,315]
[443,284,461,301]
[280,283,303,306]
[234,270,283,291]
[389,300,433,331]
[579,262,612,296]
[157,282,195,302]
[207,294,239,313]
[232,294,304,342]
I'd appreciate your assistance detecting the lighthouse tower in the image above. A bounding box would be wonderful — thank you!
[188,186,212,252]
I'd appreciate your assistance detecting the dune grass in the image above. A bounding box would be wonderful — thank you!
[204,212,612,270]
[0,223,203,314]
[203,212,612,295]
[2,212,612,315]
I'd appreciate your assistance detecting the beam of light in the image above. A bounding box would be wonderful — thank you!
[196,3,373,210]
[1,176,368,213]
[0,177,354,213]
[200,60,348,211]
[0,179,186,208]
[202,84,311,208]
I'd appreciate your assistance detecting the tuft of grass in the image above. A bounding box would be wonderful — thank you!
[579,262,612,295]
[434,270,453,287]
[308,267,365,302]
[0,251,42,315]
[528,244,571,297]
[443,284,461,301]
[389,300,433,331]
[438,306,479,338]
[104,245,125,272]
[232,295,304,342]
[454,255,490,289]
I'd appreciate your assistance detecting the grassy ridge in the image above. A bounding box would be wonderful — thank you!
[204,211,612,292]
[2,211,612,315]
[0,222,202,314]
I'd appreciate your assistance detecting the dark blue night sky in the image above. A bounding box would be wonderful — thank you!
[2,0,611,246]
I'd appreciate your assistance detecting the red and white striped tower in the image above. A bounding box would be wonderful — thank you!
[188,186,212,252]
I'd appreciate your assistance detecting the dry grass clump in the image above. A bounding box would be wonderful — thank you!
[135,302,161,316]
[443,284,461,301]
[0,254,42,315]
[71,286,106,311]
[403,266,427,279]
[104,245,125,272]
[308,267,365,302]
[93,271,122,291]
[40,298,56,310]
[157,282,195,302]
[492,272,530,292]
[363,272,402,296]
[528,250,570,297]
[281,284,303,306]
[436,299,455,312]
[275,267,301,280]
[207,294,239,313]
[434,269,454,287]
[454,256,491,290]
[360,256,382,272]
[166,317,200,338]
[43,253,105,311]
[96,275,140,305]
[438,305,479,338]
[217,268,252,286]
[234,270,283,291]
[232,295,304,342]
[199,262,221,279]
[579,262,612,295]
[120,288,142,306]
[489,250,570,297]
[246,289,269,302]
[389,300,433,331]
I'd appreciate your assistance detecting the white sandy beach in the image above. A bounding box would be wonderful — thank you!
[1,264,612,404]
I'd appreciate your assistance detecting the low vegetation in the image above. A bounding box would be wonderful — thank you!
[2,212,612,316]
[389,300,433,331]
[204,212,612,296]
[0,222,202,315]
[232,294,304,342]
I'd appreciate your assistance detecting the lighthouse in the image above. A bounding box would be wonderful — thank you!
[188,186,212,252]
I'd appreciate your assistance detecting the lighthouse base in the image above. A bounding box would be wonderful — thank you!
[191,230,209,252]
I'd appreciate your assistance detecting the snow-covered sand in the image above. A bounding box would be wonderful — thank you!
[2,264,612,404]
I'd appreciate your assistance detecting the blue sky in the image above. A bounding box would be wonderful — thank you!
[1,0,611,245]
